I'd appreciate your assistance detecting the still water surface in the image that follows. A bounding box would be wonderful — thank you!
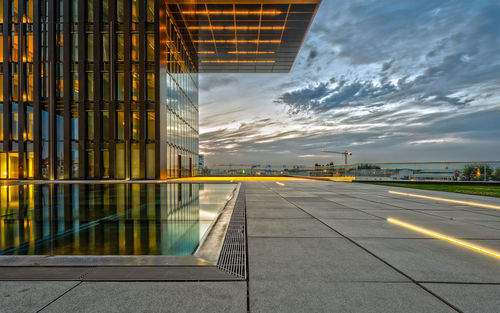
[0,183,236,256]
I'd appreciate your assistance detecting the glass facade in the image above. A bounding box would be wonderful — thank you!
[0,0,319,180]
[0,0,198,180]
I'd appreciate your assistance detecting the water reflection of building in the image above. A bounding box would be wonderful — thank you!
[0,184,201,255]
[0,0,320,180]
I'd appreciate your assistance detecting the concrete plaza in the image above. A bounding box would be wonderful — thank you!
[2,180,500,312]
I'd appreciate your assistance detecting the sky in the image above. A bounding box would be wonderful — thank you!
[198,0,500,168]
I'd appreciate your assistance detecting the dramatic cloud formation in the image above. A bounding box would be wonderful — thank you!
[199,0,500,167]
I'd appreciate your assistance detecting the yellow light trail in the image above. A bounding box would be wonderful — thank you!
[193,39,281,44]
[201,60,275,64]
[388,190,500,210]
[387,218,500,260]
[188,26,285,30]
[182,10,282,15]
[197,51,215,54]
[227,51,275,54]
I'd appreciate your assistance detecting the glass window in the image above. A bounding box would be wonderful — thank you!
[102,33,109,62]
[87,73,94,100]
[115,143,125,179]
[147,34,154,62]
[0,34,3,61]
[116,72,124,100]
[102,150,109,177]
[72,114,79,140]
[147,112,155,140]
[87,111,94,139]
[132,0,139,22]
[117,34,124,61]
[102,72,110,100]
[87,0,93,22]
[131,143,140,179]
[147,0,154,22]
[102,111,109,139]
[131,112,139,140]
[72,34,78,61]
[87,34,93,62]
[117,0,124,22]
[131,71,139,101]
[102,0,109,22]
[147,143,155,179]
[87,150,94,177]
[72,72,79,100]
[12,102,18,141]
[72,142,79,178]
[116,111,124,140]
[0,103,3,141]
[0,73,3,101]
[131,34,139,61]
[27,107,34,141]
[147,73,155,101]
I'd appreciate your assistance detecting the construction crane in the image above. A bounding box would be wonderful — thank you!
[321,149,353,165]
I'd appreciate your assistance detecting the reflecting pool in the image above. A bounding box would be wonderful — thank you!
[0,183,236,256]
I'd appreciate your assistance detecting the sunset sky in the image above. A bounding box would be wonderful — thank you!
[199,0,500,167]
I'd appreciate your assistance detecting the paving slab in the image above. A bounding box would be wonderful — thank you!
[248,237,406,282]
[43,282,247,313]
[247,207,311,219]
[247,218,339,237]
[301,207,379,219]
[356,238,500,283]
[422,283,500,313]
[249,281,455,313]
[0,281,79,313]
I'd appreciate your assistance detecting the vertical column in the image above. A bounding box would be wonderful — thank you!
[48,0,56,180]
[2,1,10,153]
[33,0,41,179]
[108,0,116,178]
[154,0,160,179]
[63,0,71,179]
[124,0,131,179]
[93,0,101,178]
[77,0,86,179]
[138,0,146,179]
[18,0,26,179]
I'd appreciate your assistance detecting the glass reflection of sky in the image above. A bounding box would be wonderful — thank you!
[0,183,236,256]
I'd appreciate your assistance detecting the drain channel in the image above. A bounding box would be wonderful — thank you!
[217,185,247,279]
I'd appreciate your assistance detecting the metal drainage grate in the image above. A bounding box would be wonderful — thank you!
[217,185,247,279]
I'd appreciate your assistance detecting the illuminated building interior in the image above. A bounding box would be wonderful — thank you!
[0,0,320,180]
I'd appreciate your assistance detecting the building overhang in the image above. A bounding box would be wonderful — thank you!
[166,0,322,73]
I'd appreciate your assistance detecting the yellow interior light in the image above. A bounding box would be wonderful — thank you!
[388,190,500,210]
[182,10,282,15]
[188,26,284,31]
[201,60,275,64]
[387,218,500,260]
[194,39,281,44]
[227,51,275,54]
[197,51,215,54]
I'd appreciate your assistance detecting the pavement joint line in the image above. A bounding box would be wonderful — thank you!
[266,184,464,313]
[388,191,500,210]
[36,281,82,313]
[387,218,500,260]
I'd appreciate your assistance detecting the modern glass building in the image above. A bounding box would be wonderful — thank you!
[0,0,320,180]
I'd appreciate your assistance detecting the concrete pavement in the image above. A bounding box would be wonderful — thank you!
[2,180,500,312]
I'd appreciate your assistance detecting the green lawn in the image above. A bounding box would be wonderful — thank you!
[366,183,500,198]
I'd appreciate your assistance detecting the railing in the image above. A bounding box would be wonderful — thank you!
[199,161,500,182]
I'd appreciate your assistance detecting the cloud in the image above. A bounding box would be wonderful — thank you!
[199,1,500,166]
